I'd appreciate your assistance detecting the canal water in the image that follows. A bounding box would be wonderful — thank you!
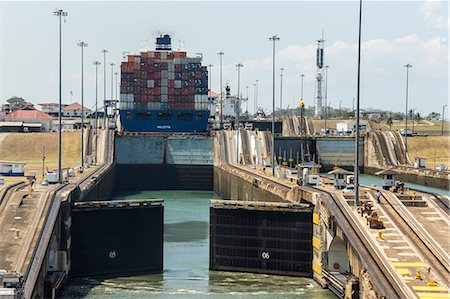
[61,190,335,299]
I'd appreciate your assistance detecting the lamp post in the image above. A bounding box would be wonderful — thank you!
[324,65,330,134]
[246,86,249,113]
[442,104,447,136]
[114,72,119,117]
[253,83,257,114]
[256,79,259,113]
[280,68,284,112]
[218,52,224,129]
[102,49,108,126]
[110,63,115,119]
[208,64,213,92]
[93,61,101,165]
[404,63,412,163]
[54,8,68,184]
[354,0,363,206]
[236,63,243,163]
[78,41,88,171]
[269,35,280,177]
[300,74,305,102]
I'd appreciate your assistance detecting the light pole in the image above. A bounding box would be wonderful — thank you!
[280,68,284,113]
[208,64,213,92]
[354,0,363,206]
[246,86,249,113]
[404,63,412,163]
[269,35,280,177]
[324,65,330,134]
[102,49,108,127]
[253,83,257,114]
[256,79,259,113]
[93,61,101,165]
[78,41,88,171]
[442,104,447,136]
[218,52,224,129]
[110,63,115,118]
[352,98,355,119]
[54,8,68,184]
[300,74,305,101]
[114,72,119,117]
[236,63,243,163]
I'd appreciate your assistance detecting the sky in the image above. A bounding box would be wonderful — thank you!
[0,1,448,115]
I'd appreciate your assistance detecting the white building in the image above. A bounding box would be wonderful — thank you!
[336,121,368,134]
[63,102,91,117]
[0,161,26,176]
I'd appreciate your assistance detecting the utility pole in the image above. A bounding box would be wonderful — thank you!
[218,52,224,129]
[324,65,330,134]
[93,61,101,165]
[208,64,213,92]
[114,72,119,117]
[355,0,362,206]
[102,49,108,127]
[54,8,68,184]
[280,67,284,113]
[404,63,412,163]
[236,63,243,163]
[256,79,259,113]
[78,41,88,172]
[269,35,280,177]
[442,104,447,136]
[110,63,115,118]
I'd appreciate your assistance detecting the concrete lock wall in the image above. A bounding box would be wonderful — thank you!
[316,138,364,171]
[115,136,165,164]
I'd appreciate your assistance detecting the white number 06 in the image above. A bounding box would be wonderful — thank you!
[261,251,270,259]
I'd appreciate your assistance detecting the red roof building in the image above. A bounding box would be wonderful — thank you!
[63,102,91,117]
[1,109,53,131]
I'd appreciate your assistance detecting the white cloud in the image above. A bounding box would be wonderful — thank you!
[420,0,449,30]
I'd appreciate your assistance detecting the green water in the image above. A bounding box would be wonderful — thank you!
[61,190,335,299]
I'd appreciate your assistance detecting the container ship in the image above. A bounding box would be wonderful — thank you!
[119,35,209,132]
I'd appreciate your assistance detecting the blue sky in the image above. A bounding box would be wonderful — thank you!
[0,1,448,115]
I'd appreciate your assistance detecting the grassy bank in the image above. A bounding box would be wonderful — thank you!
[0,132,81,178]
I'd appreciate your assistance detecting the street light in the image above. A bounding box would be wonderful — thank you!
[54,8,68,184]
[404,63,412,163]
[114,72,119,117]
[208,64,213,92]
[300,74,305,102]
[93,61,101,165]
[324,65,330,134]
[110,63,115,118]
[442,104,447,136]
[280,67,284,112]
[236,63,243,163]
[218,52,224,129]
[78,41,88,172]
[269,35,280,177]
[102,49,108,126]
[354,0,363,206]
[253,83,257,114]
[256,79,259,113]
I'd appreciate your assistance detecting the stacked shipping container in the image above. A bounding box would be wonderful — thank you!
[120,51,209,111]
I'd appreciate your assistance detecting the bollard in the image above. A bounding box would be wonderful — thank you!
[414,271,422,280]
[377,230,383,240]
[15,229,20,239]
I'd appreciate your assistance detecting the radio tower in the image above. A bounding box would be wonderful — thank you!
[314,35,325,118]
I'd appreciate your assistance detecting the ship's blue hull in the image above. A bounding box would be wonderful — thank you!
[119,109,209,132]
